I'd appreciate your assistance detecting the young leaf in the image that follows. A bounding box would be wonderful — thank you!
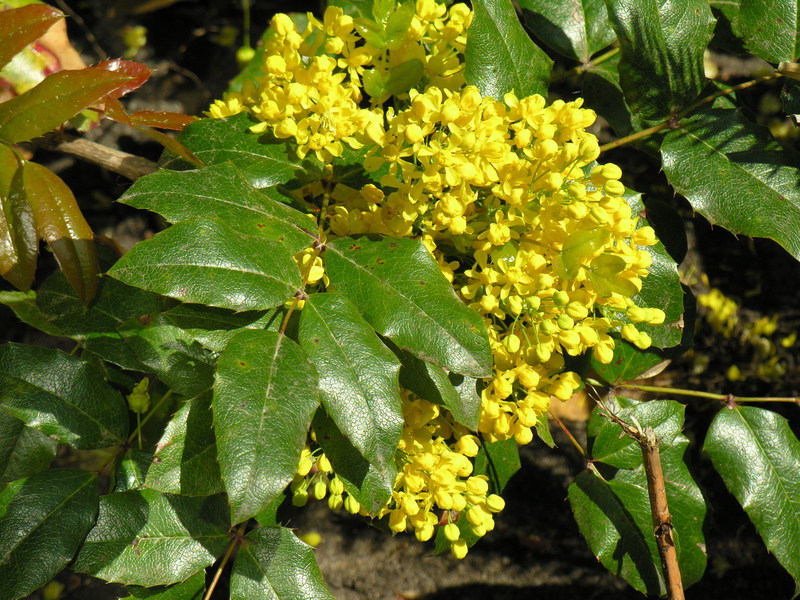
[107,217,302,311]
[214,330,320,523]
[465,0,553,99]
[298,293,403,486]
[118,162,315,253]
[604,0,715,119]
[517,0,616,62]
[734,0,800,63]
[662,108,800,261]
[0,68,131,143]
[705,405,800,596]
[0,469,98,600]
[146,391,224,497]
[0,410,57,485]
[231,527,333,600]
[0,147,37,292]
[0,343,128,449]
[161,113,304,189]
[0,4,63,71]
[325,236,491,378]
[72,490,229,587]
[123,570,205,600]
[20,161,99,302]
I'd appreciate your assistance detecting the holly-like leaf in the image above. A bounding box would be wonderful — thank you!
[325,236,491,378]
[214,330,320,523]
[161,113,305,189]
[590,339,669,385]
[146,391,223,497]
[298,293,403,487]
[0,343,128,449]
[465,0,553,99]
[231,527,333,600]
[518,0,615,62]
[734,0,800,63]
[0,469,98,600]
[107,217,301,311]
[705,405,800,596]
[604,0,715,119]
[0,4,64,71]
[0,290,63,336]
[123,571,205,600]
[113,449,152,493]
[72,490,229,587]
[396,345,482,430]
[473,438,520,492]
[20,161,98,302]
[570,398,707,595]
[0,410,57,485]
[0,67,131,143]
[118,162,315,254]
[662,108,800,261]
[0,146,38,292]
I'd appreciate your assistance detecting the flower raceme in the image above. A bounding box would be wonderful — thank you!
[208,0,664,558]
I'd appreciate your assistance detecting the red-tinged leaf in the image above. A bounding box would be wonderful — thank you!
[20,162,98,303]
[0,5,64,71]
[130,110,196,131]
[0,68,132,144]
[0,147,37,291]
[132,123,204,168]
[94,58,151,98]
[102,97,133,125]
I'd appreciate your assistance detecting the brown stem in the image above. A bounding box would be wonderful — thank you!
[37,132,158,181]
[204,522,248,600]
[548,409,586,457]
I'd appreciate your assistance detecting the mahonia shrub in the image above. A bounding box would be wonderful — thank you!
[207,1,664,557]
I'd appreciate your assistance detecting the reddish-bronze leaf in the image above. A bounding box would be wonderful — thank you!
[94,58,151,98]
[0,68,131,144]
[0,146,37,291]
[130,110,196,131]
[132,123,204,168]
[0,5,64,71]
[21,162,98,302]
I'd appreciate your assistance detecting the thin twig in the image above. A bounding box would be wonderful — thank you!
[617,383,800,406]
[204,522,248,600]
[548,409,586,457]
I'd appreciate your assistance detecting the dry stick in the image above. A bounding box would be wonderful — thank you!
[38,133,158,181]
[596,395,685,600]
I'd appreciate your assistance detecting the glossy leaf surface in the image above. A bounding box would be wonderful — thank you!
[705,405,800,595]
[108,217,301,311]
[73,490,229,586]
[0,343,128,449]
[124,571,205,600]
[663,108,800,260]
[0,146,37,292]
[734,0,800,63]
[231,527,333,600]
[0,410,57,484]
[0,4,63,71]
[325,236,491,378]
[465,0,552,99]
[214,330,320,523]
[0,469,98,600]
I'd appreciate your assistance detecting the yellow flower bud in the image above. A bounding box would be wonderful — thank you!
[486,494,505,512]
[444,523,460,541]
[451,538,468,559]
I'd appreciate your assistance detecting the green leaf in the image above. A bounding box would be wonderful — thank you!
[0,343,128,449]
[124,571,205,600]
[0,469,98,600]
[518,0,616,62]
[734,0,800,63]
[0,4,63,71]
[581,55,647,139]
[298,293,402,487]
[0,68,131,143]
[108,217,301,311]
[0,146,37,292]
[20,162,99,302]
[113,449,152,493]
[231,527,333,600]
[0,290,63,337]
[465,0,553,99]
[473,438,520,492]
[534,411,555,447]
[146,391,224,497]
[325,236,491,378]
[311,408,392,512]
[662,108,800,261]
[0,410,57,484]
[161,113,304,189]
[571,398,707,595]
[118,162,315,254]
[73,490,229,587]
[705,405,800,596]
[396,345,482,430]
[214,330,320,523]
[590,339,668,385]
[604,0,715,119]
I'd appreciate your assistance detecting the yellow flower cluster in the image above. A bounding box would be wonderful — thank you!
[209,0,665,558]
